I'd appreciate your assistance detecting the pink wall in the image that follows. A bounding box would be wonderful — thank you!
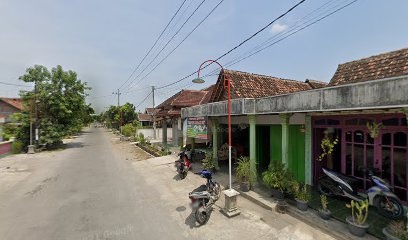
[0,141,12,156]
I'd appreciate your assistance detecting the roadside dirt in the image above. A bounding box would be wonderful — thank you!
[108,131,152,161]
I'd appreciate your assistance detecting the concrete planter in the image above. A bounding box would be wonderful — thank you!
[346,216,369,237]
[382,227,402,240]
[240,182,250,192]
[296,199,308,211]
[318,209,331,220]
[271,188,284,200]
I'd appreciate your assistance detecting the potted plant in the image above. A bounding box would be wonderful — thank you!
[202,151,216,172]
[346,199,370,237]
[383,220,408,240]
[236,156,253,192]
[292,181,311,211]
[262,161,292,200]
[318,195,331,220]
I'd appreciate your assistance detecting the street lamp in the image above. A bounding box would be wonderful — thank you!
[193,60,240,217]
[193,60,232,190]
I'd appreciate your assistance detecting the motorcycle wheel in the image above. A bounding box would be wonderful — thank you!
[179,171,187,179]
[374,196,404,220]
[318,177,334,196]
[195,207,209,225]
[212,183,221,201]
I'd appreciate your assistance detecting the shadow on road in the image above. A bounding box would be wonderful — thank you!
[176,206,186,212]
[64,142,86,149]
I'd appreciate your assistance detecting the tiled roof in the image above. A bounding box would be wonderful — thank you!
[0,98,23,110]
[305,79,328,89]
[144,108,160,114]
[138,113,153,122]
[157,88,212,109]
[329,48,408,86]
[210,69,313,102]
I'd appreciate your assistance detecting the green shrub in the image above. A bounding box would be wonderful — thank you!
[236,156,254,183]
[122,123,136,137]
[202,151,216,170]
[139,133,146,144]
[12,140,23,154]
[262,161,293,191]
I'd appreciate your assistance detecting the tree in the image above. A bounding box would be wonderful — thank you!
[15,65,93,149]
[102,102,137,129]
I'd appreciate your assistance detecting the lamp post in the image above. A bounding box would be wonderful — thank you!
[192,60,240,217]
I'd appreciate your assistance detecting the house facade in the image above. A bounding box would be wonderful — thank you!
[0,98,22,142]
[181,48,408,202]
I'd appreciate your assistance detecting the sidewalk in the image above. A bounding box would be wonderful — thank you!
[209,165,378,240]
[129,154,337,240]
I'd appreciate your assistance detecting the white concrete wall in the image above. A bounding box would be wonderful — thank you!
[217,113,305,125]
[136,128,173,140]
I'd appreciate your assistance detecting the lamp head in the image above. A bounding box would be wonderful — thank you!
[192,77,205,84]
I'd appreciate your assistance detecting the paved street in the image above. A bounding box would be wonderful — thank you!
[0,128,334,240]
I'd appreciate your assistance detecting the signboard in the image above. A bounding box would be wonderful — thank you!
[187,117,208,139]
[182,119,187,147]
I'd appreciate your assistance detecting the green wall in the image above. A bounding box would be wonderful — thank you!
[288,125,305,182]
[270,125,282,163]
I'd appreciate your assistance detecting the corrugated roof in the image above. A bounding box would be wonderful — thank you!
[329,47,408,86]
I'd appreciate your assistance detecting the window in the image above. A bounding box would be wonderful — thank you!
[327,119,340,125]
[314,119,326,125]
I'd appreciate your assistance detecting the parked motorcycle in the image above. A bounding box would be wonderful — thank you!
[318,167,404,219]
[188,170,221,225]
[174,149,192,179]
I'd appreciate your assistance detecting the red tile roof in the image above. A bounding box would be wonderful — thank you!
[329,48,408,86]
[138,113,153,122]
[305,79,328,89]
[144,108,160,115]
[0,98,23,110]
[157,88,213,109]
[210,69,314,102]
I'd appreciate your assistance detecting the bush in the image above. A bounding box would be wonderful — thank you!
[202,151,216,170]
[12,140,23,154]
[139,133,146,144]
[262,161,293,192]
[122,123,136,137]
[236,156,254,183]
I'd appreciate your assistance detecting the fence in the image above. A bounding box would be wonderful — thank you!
[135,128,173,140]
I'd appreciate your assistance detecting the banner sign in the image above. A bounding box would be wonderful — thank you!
[183,119,187,147]
[187,117,208,139]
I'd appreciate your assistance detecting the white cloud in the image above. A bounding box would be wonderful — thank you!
[271,23,288,33]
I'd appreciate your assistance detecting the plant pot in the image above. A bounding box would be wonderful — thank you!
[346,216,369,237]
[271,188,284,200]
[382,227,402,240]
[296,199,308,211]
[240,182,250,192]
[318,209,331,220]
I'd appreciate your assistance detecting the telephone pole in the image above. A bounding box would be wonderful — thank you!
[113,89,122,134]
[152,86,156,139]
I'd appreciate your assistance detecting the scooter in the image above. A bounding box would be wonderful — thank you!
[188,170,221,225]
[318,167,404,219]
[174,149,192,179]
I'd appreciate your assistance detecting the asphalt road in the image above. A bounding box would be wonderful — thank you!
[0,128,187,240]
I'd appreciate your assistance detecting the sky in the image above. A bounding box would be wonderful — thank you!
[0,0,407,113]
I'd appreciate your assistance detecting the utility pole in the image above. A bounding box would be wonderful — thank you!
[152,86,156,139]
[113,89,122,134]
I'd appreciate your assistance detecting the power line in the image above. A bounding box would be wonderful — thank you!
[133,0,225,88]
[156,0,307,90]
[118,0,188,90]
[158,0,357,91]
[125,0,207,90]
[202,0,348,78]
[0,81,32,88]
[135,91,153,109]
